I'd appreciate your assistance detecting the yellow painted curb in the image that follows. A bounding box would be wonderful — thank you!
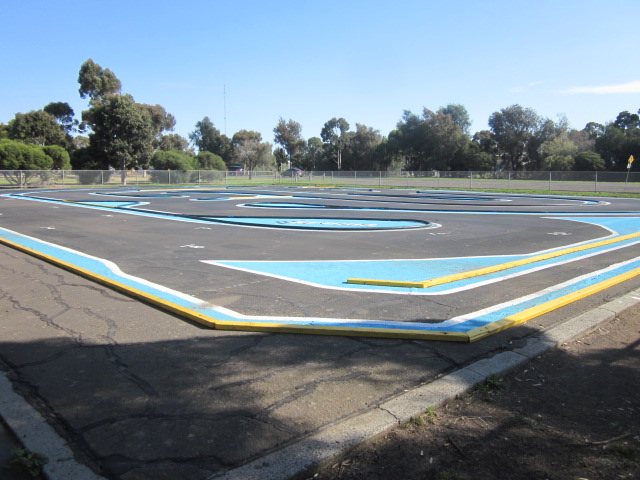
[213,320,471,342]
[466,266,640,342]
[348,232,640,289]
[0,236,218,329]
[0,234,467,341]
[2,233,638,344]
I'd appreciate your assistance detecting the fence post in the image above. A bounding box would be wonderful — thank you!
[379,171,382,187]
[469,171,472,188]
[595,171,598,193]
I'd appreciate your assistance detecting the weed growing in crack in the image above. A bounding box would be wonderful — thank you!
[481,373,505,392]
[3,448,48,478]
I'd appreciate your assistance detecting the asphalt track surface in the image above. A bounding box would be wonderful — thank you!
[2,186,640,341]
[1,185,640,479]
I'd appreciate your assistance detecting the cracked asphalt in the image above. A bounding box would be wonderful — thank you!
[3,243,640,479]
[1,187,640,479]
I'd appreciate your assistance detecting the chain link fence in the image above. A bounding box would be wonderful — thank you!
[1,169,639,194]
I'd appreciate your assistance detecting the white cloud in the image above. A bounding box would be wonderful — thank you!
[509,81,543,93]
[562,81,640,94]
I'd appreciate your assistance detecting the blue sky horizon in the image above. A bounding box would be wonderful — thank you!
[2,0,640,146]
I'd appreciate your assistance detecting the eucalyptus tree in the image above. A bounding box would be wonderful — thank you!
[441,103,472,136]
[86,94,156,182]
[78,59,177,183]
[8,110,67,147]
[390,108,467,171]
[303,137,324,170]
[488,104,541,171]
[189,116,229,158]
[273,118,305,168]
[44,102,78,135]
[344,124,382,170]
[78,59,121,102]
[159,133,190,152]
[592,114,640,170]
[233,138,272,177]
[320,117,350,169]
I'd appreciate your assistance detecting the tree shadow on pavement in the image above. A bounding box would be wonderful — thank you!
[308,313,640,480]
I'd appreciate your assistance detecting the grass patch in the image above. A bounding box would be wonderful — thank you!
[606,441,639,461]
[480,373,505,392]
[3,448,48,478]
[435,469,470,480]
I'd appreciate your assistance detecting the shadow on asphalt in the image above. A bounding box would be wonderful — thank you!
[0,320,553,480]
[307,321,640,480]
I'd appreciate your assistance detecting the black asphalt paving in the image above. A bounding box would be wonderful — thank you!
[1,186,639,479]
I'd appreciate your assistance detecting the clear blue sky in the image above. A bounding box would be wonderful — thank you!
[2,0,639,145]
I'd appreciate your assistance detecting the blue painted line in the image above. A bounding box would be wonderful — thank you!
[79,201,149,208]
[200,217,436,230]
[0,227,638,335]
[242,202,452,213]
[3,193,435,231]
[209,216,640,294]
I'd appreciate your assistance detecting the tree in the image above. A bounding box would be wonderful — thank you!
[573,151,605,171]
[233,138,272,178]
[273,147,287,171]
[302,137,325,170]
[461,140,498,171]
[387,111,423,169]
[44,102,79,136]
[614,110,640,131]
[592,111,640,171]
[151,150,196,170]
[273,118,305,169]
[231,130,262,149]
[149,150,196,184]
[42,145,71,170]
[420,109,467,170]
[196,151,225,170]
[567,129,595,153]
[0,139,54,185]
[344,124,383,170]
[441,104,472,136]
[159,133,190,151]
[488,105,541,171]
[78,60,176,183]
[189,117,229,157]
[85,94,156,183]
[8,110,67,147]
[321,117,350,169]
[78,59,121,102]
[584,122,606,140]
[390,108,467,171]
[138,103,176,149]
